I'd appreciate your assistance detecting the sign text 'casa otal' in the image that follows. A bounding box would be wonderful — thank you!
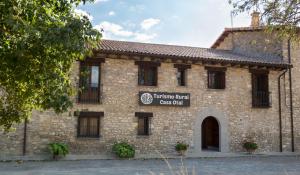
[139,91,190,107]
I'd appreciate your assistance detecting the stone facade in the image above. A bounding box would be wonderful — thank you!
[1,28,299,158]
[216,31,283,59]
[282,40,300,152]
[216,30,300,152]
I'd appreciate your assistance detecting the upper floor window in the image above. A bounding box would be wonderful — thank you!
[135,112,153,136]
[174,64,191,86]
[78,58,104,103]
[206,67,226,89]
[251,70,270,107]
[135,61,160,86]
[77,112,104,138]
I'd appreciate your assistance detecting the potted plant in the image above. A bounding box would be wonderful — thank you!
[48,142,69,160]
[112,142,135,159]
[243,141,258,154]
[175,142,189,156]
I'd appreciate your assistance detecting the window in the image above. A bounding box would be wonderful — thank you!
[135,61,160,86]
[78,58,104,103]
[138,66,157,86]
[206,67,226,89]
[251,70,270,107]
[177,69,186,86]
[174,64,191,86]
[77,112,103,138]
[135,112,153,136]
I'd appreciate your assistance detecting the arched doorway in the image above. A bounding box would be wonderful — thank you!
[202,116,219,151]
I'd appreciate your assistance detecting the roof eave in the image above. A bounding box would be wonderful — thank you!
[96,49,291,69]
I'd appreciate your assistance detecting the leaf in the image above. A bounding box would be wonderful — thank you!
[0,0,101,131]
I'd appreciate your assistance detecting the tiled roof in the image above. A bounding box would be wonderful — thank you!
[98,39,289,68]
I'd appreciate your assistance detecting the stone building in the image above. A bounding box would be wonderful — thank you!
[1,13,299,158]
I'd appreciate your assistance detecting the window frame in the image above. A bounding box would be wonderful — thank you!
[174,64,191,87]
[78,58,104,104]
[135,112,153,136]
[77,111,104,138]
[250,69,270,108]
[135,61,160,86]
[205,67,226,89]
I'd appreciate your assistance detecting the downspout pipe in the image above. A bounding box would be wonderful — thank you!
[278,69,287,152]
[287,39,295,152]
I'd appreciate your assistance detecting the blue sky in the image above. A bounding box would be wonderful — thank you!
[76,0,252,48]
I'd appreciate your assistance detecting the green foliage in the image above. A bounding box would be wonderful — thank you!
[243,142,258,151]
[175,142,189,151]
[112,142,135,158]
[48,142,69,159]
[0,0,101,131]
[229,0,300,41]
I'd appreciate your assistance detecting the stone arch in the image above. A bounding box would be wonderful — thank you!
[202,116,220,150]
[193,107,229,153]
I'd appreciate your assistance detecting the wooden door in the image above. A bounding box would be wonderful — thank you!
[202,116,219,150]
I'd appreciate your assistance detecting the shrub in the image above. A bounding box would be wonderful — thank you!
[175,142,189,151]
[48,142,69,160]
[243,142,258,152]
[112,142,135,158]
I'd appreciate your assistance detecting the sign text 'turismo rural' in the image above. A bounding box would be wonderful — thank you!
[139,91,190,107]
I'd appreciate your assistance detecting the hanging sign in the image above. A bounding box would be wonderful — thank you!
[139,91,190,107]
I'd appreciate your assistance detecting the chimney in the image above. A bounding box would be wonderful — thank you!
[251,11,260,27]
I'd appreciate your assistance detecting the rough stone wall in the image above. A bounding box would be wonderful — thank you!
[217,31,283,59]
[216,29,300,153]
[0,58,283,156]
[281,40,300,152]
[0,124,24,156]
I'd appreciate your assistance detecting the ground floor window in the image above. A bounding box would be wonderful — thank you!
[77,112,104,138]
[135,112,153,136]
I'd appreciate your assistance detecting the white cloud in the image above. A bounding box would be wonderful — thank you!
[129,5,145,12]
[94,21,133,37]
[94,0,109,3]
[141,18,161,30]
[94,21,158,42]
[74,9,94,21]
[134,33,157,42]
[108,11,115,16]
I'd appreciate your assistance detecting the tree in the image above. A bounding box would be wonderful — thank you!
[0,0,101,131]
[229,0,300,40]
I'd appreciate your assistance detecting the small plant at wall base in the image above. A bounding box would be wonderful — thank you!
[48,143,69,160]
[175,142,189,156]
[112,142,135,158]
[243,142,258,154]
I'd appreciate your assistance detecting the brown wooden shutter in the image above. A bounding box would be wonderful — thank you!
[77,112,103,137]
[79,117,88,136]
[252,73,258,106]
[89,117,99,137]
[153,67,158,86]
[144,117,149,135]
[220,71,225,89]
[138,117,145,135]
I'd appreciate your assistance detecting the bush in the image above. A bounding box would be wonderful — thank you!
[48,142,69,160]
[243,142,258,152]
[175,142,189,151]
[112,142,135,158]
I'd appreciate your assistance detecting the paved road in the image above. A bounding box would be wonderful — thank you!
[0,156,300,175]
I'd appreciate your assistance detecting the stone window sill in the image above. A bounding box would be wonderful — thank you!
[206,88,226,91]
[176,85,188,88]
[76,136,101,140]
[136,135,150,139]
